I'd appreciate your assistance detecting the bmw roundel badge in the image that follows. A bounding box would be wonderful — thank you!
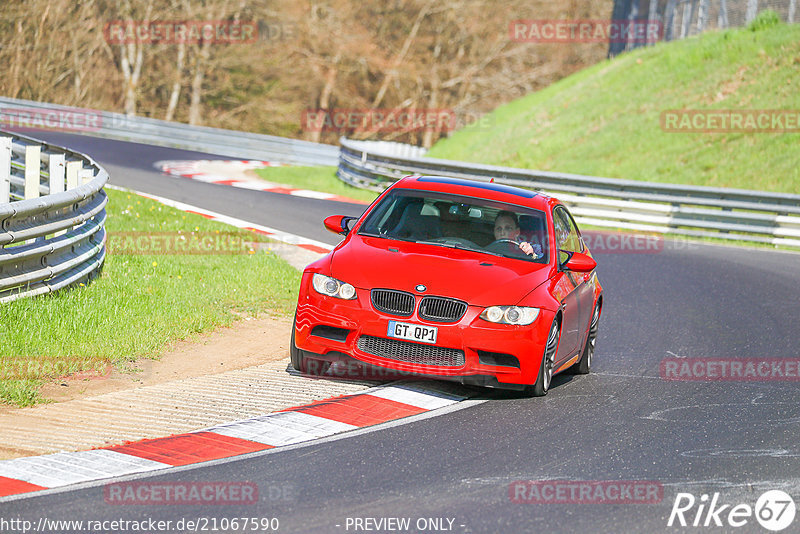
[415,284,427,292]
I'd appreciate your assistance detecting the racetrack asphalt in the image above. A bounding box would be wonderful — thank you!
[3,132,799,533]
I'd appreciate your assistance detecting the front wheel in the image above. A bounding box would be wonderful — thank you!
[527,319,560,397]
[289,315,305,372]
[290,315,329,376]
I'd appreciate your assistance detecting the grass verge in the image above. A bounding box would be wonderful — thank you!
[428,16,800,194]
[0,188,301,407]
[253,165,379,204]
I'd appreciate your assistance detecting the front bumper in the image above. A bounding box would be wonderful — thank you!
[294,274,555,389]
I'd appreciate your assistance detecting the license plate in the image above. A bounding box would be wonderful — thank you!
[387,321,438,344]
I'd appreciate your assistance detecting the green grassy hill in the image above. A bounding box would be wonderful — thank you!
[428,15,800,194]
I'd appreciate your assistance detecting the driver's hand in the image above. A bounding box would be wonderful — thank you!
[519,241,534,255]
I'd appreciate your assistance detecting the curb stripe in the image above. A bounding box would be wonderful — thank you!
[0,450,170,489]
[107,432,273,467]
[366,385,463,410]
[298,243,331,254]
[185,209,214,219]
[289,393,426,427]
[155,159,368,205]
[207,411,358,447]
[0,476,46,498]
[0,383,469,500]
[125,189,334,253]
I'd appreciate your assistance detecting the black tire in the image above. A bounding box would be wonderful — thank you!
[290,315,329,376]
[571,302,600,375]
[289,315,305,372]
[527,319,560,397]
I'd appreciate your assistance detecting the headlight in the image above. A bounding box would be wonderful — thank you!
[312,273,357,300]
[480,306,540,325]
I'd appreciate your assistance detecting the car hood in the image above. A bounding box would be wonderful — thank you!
[329,235,552,306]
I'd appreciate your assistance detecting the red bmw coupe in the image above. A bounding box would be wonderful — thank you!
[291,175,602,395]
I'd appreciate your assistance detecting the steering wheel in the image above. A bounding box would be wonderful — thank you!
[488,238,533,257]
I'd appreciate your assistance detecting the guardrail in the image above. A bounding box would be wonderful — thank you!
[338,137,800,249]
[0,96,339,166]
[0,130,107,303]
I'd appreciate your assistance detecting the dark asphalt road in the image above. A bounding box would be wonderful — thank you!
[2,133,799,534]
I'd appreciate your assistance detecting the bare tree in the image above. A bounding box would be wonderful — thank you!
[165,42,185,121]
[185,0,232,125]
[0,0,610,146]
[114,0,153,116]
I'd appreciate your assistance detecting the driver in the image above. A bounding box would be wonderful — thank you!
[493,211,541,257]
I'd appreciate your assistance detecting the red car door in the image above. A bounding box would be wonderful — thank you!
[552,206,590,364]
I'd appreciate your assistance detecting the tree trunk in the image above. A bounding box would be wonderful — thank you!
[664,0,679,41]
[697,0,710,31]
[680,2,691,38]
[187,0,230,126]
[422,73,440,149]
[118,0,151,117]
[647,0,658,45]
[371,0,435,109]
[625,0,639,52]
[718,0,729,28]
[310,56,339,143]
[746,0,759,24]
[608,0,632,57]
[165,42,185,122]
[188,40,210,125]
[120,42,144,116]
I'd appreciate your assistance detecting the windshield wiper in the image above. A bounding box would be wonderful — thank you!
[416,240,459,249]
[416,240,510,258]
[359,231,389,239]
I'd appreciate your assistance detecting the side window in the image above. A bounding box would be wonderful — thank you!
[554,207,582,264]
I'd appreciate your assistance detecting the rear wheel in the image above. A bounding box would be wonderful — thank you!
[527,319,560,397]
[571,302,600,375]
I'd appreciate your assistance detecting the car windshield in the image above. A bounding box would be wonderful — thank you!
[358,189,549,263]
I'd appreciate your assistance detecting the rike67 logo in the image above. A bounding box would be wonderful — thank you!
[668,490,796,531]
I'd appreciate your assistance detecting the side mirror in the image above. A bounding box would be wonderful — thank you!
[563,251,597,272]
[324,215,356,235]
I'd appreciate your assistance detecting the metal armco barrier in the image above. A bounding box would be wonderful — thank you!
[338,137,800,249]
[0,130,107,303]
[0,96,339,166]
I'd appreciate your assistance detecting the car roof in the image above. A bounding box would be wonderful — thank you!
[392,175,556,210]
